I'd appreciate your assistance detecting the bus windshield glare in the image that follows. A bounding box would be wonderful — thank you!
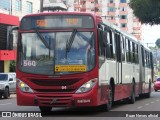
[18,31,95,75]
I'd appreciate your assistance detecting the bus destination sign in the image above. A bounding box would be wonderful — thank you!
[55,65,87,72]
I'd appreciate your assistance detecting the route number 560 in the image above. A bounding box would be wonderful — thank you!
[23,60,36,66]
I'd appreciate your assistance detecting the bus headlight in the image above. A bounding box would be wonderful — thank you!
[17,79,33,93]
[76,78,97,94]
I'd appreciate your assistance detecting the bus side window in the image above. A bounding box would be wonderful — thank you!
[121,35,125,62]
[128,40,132,63]
[130,41,133,63]
[141,46,145,67]
[134,43,138,64]
[105,31,111,58]
[126,39,129,62]
[115,32,121,62]
[98,28,105,68]
[111,31,116,59]
[145,50,147,67]
[136,44,139,64]
[98,29,105,57]
[150,52,154,82]
[132,42,135,63]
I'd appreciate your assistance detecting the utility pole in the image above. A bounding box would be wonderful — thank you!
[40,0,44,12]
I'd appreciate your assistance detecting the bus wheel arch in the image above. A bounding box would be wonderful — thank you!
[99,78,115,112]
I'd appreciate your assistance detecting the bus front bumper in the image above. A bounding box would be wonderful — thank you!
[16,87,98,108]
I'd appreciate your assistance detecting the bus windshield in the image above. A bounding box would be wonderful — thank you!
[18,31,95,75]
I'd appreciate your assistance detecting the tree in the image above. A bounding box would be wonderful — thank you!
[155,38,160,48]
[10,61,16,72]
[129,0,160,25]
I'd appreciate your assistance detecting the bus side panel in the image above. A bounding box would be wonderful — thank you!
[114,63,132,101]
[98,60,116,105]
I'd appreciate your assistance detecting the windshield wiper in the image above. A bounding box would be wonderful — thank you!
[35,29,49,48]
[66,29,77,53]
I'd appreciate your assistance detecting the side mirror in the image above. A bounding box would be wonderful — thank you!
[8,33,13,50]
[9,78,13,81]
[8,27,19,50]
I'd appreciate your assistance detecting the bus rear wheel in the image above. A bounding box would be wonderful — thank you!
[129,84,135,104]
[145,82,151,98]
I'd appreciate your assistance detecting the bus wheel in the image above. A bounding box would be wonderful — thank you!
[0,94,2,99]
[4,88,9,99]
[145,82,151,98]
[100,85,113,112]
[129,84,135,104]
[39,106,52,114]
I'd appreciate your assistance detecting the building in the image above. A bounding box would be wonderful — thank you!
[0,0,40,72]
[0,13,19,72]
[67,0,142,40]
[105,0,142,40]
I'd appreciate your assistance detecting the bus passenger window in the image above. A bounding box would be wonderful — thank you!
[111,31,116,59]
[106,31,111,58]
[121,36,125,61]
[126,39,129,62]
[132,42,135,63]
[136,44,139,64]
[115,33,121,62]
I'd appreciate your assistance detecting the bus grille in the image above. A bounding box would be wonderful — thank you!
[30,79,80,86]
[36,95,72,107]
[34,89,74,93]
[29,78,81,93]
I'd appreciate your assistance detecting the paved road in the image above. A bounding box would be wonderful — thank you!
[0,92,160,119]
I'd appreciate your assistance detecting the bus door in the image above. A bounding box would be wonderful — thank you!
[115,32,122,84]
[98,24,107,86]
[139,45,145,94]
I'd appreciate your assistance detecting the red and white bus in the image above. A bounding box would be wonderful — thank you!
[8,12,153,112]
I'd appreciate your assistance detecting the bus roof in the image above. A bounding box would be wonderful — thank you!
[20,12,102,29]
[23,12,97,18]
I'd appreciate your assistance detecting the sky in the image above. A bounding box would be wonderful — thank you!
[142,25,160,47]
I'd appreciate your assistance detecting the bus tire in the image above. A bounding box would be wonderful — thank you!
[145,82,151,98]
[39,106,52,114]
[0,94,2,99]
[100,85,113,112]
[129,84,135,104]
[4,87,9,99]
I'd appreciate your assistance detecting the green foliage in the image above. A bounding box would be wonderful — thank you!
[10,61,16,72]
[129,0,160,25]
[155,38,160,48]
